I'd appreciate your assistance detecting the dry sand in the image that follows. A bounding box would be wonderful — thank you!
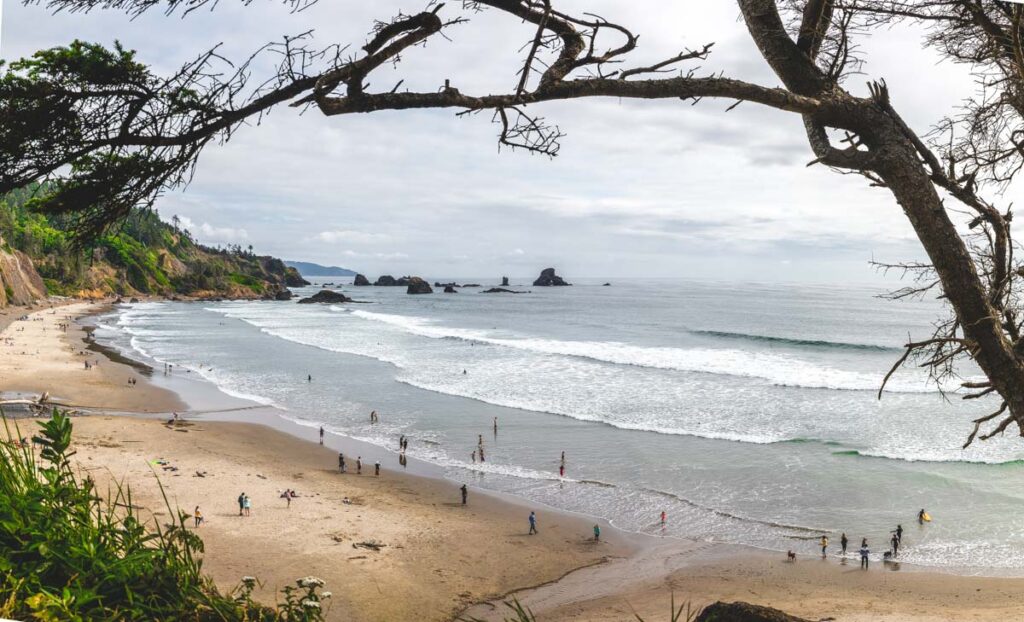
[5,302,1024,621]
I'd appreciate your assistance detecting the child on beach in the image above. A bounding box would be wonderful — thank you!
[593,524,601,541]
[859,542,870,569]
[529,511,538,535]
[194,506,203,527]
[375,461,380,476]
[461,484,468,505]
[243,495,251,517]
[356,457,362,474]
[820,535,828,558]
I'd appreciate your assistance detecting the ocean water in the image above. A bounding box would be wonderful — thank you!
[92,278,1024,574]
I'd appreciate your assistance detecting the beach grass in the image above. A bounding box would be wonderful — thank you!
[0,409,330,621]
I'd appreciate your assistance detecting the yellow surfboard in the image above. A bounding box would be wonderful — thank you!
[922,512,932,522]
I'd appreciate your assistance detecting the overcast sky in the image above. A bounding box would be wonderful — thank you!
[0,1,1003,281]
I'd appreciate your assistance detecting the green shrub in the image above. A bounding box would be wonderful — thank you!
[0,410,332,621]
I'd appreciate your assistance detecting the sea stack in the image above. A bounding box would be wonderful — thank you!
[406,277,433,294]
[297,290,352,304]
[532,267,570,286]
[374,275,397,286]
[444,284,457,293]
[501,276,509,286]
[353,274,370,286]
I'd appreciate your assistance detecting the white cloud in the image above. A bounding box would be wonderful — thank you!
[178,217,248,242]
[315,230,391,244]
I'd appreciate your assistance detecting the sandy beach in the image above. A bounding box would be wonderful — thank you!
[0,301,184,412]
[5,302,1024,621]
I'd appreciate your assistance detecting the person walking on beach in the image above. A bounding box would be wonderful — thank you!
[528,511,538,535]
[194,506,203,527]
[243,494,251,517]
[840,533,848,555]
[338,452,346,473]
[859,540,869,569]
[660,511,667,526]
[282,489,292,508]
[356,456,362,475]
[375,461,380,476]
[461,484,468,505]
[593,524,601,541]
[820,535,828,558]
[891,532,900,557]
[319,426,324,445]
[237,492,245,516]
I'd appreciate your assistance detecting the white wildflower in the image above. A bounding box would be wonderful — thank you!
[241,576,257,585]
[297,576,325,588]
[301,599,321,609]
[320,592,332,599]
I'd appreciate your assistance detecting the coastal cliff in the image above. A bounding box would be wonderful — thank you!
[0,187,306,305]
[0,245,47,306]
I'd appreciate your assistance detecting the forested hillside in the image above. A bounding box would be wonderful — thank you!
[0,187,307,303]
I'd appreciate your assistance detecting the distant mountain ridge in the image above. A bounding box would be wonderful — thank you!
[285,261,357,277]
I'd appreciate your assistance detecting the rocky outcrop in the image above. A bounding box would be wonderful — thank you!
[444,285,457,293]
[284,268,310,287]
[374,275,397,286]
[462,284,481,288]
[695,602,809,622]
[603,282,611,286]
[395,276,411,287]
[354,274,370,286]
[0,247,47,307]
[481,287,526,294]
[297,290,352,304]
[406,277,433,294]
[501,276,509,286]
[532,267,570,286]
[274,289,294,300]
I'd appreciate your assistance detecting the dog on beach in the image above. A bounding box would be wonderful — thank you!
[786,550,796,561]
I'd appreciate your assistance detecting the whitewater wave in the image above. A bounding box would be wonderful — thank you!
[689,329,900,352]
[832,448,1024,466]
[348,310,939,393]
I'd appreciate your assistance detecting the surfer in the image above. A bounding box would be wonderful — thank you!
[918,509,927,525]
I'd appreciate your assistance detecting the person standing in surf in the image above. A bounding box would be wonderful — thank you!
[840,533,848,555]
[890,532,900,557]
[820,535,828,558]
[918,509,927,525]
[859,541,870,569]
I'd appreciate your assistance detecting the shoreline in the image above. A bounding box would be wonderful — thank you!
[6,301,1024,620]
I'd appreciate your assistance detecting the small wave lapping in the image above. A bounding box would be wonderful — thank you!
[690,330,900,352]
[349,310,938,393]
